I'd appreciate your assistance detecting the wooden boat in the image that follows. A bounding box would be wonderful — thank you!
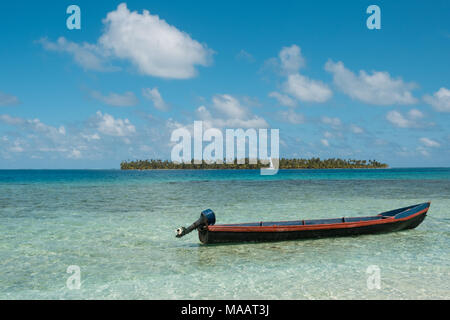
[176,202,430,244]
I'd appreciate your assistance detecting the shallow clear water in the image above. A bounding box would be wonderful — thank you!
[0,168,449,299]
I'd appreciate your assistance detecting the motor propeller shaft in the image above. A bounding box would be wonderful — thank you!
[175,209,216,238]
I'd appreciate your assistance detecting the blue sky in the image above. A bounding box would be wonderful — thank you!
[0,0,449,168]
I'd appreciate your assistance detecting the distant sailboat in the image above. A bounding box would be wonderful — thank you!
[260,158,278,175]
[268,158,274,169]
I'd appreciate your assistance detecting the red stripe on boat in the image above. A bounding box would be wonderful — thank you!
[207,207,429,233]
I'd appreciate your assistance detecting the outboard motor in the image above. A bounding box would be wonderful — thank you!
[176,209,216,238]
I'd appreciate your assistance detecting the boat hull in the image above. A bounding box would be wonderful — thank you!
[198,203,429,244]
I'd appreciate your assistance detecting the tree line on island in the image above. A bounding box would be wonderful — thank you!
[120,158,388,170]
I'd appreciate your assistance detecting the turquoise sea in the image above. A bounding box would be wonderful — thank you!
[0,168,449,299]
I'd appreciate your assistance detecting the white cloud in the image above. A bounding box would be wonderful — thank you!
[68,148,82,159]
[386,109,424,128]
[284,74,332,103]
[260,57,280,75]
[268,91,297,107]
[266,45,332,103]
[424,87,450,112]
[278,109,305,124]
[279,45,304,74]
[350,124,364,134]
[98,3,213,79]
[196,94,268,129]
[212,94,248,119]
[241,96,262,108]
[216,117,268,129]
[0,111,170,163]
[325,60,417,105]
[417,146,430,157]
[38,37,114,72]
[142,87,168,111]
[320,139,330,147]
[40,3,213,79]
[408,109,424,119]
[81,133,101,141]
[321,116,342,127]
[0,115,75,157]
[91,90,138,107]
[93,111,136,136]
[0,92,20,106]
[420,137,440,148]
[197,108,268,129]
[0,114,66,140]
[416,137,440,157]
[0,114,23,125]
[386,111,411,128]
[236,49,255,63]
[10,140,24,153]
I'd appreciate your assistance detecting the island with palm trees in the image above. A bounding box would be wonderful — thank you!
[120,158,388,170]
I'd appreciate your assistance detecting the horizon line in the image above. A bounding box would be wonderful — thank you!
[1,166,450,170]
